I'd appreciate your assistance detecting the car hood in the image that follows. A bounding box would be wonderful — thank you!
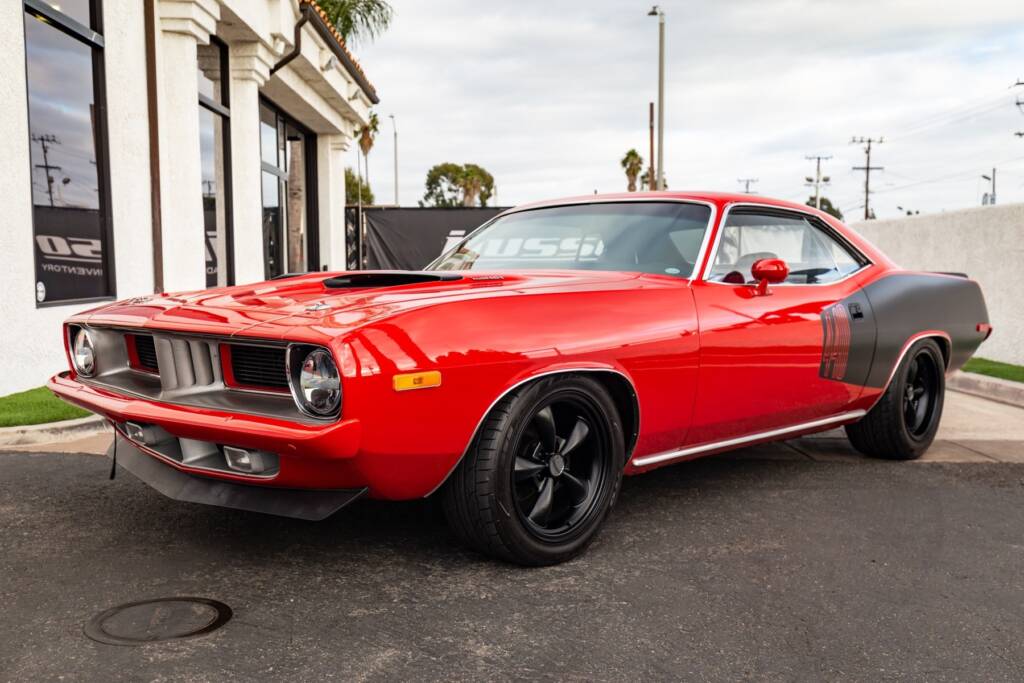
[78,270,643,338]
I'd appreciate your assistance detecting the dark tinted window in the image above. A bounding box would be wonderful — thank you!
[24,6,112,304]
[431,202,712,278]
[198,39,231,287]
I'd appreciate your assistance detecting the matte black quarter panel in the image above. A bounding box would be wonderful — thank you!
[860,273,989,387]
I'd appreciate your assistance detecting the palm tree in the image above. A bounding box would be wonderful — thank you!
[357,111,379,192]
[621,149,644,192]
[317,0,394,44]
[459,164,495,207]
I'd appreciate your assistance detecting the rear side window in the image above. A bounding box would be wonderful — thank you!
[708,211,864,284]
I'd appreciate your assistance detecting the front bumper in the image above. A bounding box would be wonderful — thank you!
[48,371,461,500]
[48,371,363,489]
[108,435,366,520]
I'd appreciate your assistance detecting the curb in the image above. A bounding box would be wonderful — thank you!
[948,371,1024,409]
[0,414,109,448]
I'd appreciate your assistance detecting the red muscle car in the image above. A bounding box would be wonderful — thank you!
[50,192,991,565]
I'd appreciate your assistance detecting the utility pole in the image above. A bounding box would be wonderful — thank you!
[804,155,831,209]
[388,114,398,206]
[851,137,883,220]
[981,168,996,205]
[648,101,655,191]
[648,6,665,190]
[737,178,758,194]
[1015,80,1024,139]
[31,134,61,208]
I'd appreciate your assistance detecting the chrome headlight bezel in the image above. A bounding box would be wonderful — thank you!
[70,325,96,377]
[286,344,342,419]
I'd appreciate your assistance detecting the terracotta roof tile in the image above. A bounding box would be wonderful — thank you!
[300,0,379,102]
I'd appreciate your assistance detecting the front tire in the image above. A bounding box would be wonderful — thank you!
[846,338,945,460]
[441,374,625,565]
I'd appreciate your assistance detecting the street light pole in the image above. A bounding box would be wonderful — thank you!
[389,114,398,206]
[804,154,831,210]
[980,168,996,205]
[648,6,665,191]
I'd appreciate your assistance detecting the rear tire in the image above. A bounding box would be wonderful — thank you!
[441,374,625,566]
[846,338,945,460]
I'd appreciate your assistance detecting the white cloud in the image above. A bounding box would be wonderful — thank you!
[351,0,1024,219]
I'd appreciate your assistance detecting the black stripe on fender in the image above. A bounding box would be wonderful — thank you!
[819,289,876,386]
[820,302,850,380]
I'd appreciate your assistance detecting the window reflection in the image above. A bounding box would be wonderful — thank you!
[260,105,278,167]
[197,38,231,287]
[196,43,225,106]
[285,125,306,273]
[199,109,227,287]
[262,171,283,277]
[40,0,94,28]
[24,8,111,304]
[259,103,310,278]
[25,16,99,211]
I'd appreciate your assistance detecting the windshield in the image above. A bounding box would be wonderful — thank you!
[428,201,713,278]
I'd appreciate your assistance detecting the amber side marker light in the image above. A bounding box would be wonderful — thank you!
[393,371,442,392]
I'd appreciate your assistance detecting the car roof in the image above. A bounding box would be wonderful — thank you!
[506,191,819,216]
[497,190,894,269]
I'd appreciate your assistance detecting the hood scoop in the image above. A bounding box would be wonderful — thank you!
[323,271,463,289]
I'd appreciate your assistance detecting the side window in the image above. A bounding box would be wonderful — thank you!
[708,211,863,285]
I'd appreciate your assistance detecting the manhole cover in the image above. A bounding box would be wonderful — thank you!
[84,597,232,646]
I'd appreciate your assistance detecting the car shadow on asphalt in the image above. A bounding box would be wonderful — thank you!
[63,451,842,566]
[1,448,963,571]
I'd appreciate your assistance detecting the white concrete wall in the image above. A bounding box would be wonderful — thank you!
[850,203,1024,365]
[0,0,154,397]
[0,0,371,397]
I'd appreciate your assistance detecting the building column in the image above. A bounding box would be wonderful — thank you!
[318,135,350,271]
[156,0,219,292]
[228,41,275,284]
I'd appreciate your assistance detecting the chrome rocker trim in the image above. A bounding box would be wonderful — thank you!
[630,409,867,468]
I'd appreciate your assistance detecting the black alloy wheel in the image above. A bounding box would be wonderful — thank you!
[846,338,946,460]
[511,398,608,541]
[442,374,626,565]
[902,350,941,439]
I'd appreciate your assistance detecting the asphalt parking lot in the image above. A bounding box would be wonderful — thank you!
[2,391,1024,681]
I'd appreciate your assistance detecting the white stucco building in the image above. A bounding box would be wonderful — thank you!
[1,0,376,396]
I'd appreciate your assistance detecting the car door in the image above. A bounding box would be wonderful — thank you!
[686,206,875,446]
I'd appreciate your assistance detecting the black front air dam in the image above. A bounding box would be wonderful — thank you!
[107,436,367,521]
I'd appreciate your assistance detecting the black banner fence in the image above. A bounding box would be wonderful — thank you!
[345,207,507,271]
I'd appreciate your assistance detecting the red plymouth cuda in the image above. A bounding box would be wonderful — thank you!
[49,192,990,565]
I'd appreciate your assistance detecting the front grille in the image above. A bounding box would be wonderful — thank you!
[152,336,221,391]
[229,345,289,390]
[133,334,159,372]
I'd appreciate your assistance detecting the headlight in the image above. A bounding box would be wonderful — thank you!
[288,346,341,418]
[72,327,96,377]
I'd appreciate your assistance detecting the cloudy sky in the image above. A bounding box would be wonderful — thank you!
[349,0,1024,221]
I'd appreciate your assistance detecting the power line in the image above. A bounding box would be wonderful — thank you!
[871,153,1024,195]
[886,98,1010,142]
[737,177,758,194]
[851,137,883,220]
[882,84,1019,141]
